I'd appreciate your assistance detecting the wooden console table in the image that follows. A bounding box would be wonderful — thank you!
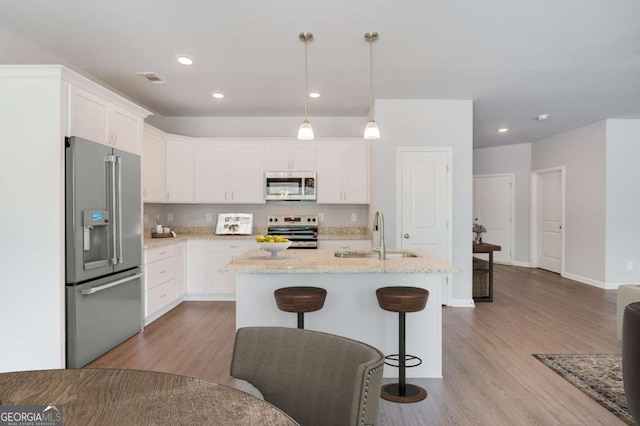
[472,242,502,302]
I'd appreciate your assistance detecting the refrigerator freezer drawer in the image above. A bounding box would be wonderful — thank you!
[66,269,143,368]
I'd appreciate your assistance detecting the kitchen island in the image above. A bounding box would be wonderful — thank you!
[222,249,460,378]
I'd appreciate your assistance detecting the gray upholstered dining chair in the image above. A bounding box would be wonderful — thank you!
[230,326,385,426]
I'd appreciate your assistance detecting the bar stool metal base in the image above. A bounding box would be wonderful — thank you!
[381,383,427,403]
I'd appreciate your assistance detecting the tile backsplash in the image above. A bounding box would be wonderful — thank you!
[144,203,369,230]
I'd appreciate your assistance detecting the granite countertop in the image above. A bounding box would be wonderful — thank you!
[221,249,461,274]
[143,233,258,249]
[143,230,371,249]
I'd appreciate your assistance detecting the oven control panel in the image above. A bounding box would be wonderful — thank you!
[267,215,318,224]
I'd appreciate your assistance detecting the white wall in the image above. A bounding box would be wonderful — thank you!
[0,69,66,371]
[374,99,474,304]
[473,143,532,265]
[146,115,364,138]
[605,119,640,285]
[531,121,607,284]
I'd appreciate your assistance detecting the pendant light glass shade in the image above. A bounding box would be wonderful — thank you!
[298,120,314,140]
[364,120,380,139]
[364,32,380,140]
[298,32,314,140]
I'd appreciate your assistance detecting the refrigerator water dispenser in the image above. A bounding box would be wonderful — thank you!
[82,209,110,270]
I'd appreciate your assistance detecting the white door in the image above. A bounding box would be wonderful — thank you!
[473,175,513,264]
[399,149,450,303]
[400,151,449,255]
[537,170,563,273]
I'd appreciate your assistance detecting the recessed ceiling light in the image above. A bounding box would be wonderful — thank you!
[498,128,509,133]
[211,92,224,99]
[176,56,193,65]
[536,114,549,121]
[309,91,320,98]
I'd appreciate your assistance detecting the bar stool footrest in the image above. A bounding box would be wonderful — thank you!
[383,354,423,368]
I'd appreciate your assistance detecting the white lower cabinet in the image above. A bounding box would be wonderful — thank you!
[176,241,187,298]
[318,239,372,250]
[206,240,255,298]
[186,239,254,300]
[144,243,181,324]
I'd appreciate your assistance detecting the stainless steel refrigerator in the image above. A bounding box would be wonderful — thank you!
[65,136,143,368]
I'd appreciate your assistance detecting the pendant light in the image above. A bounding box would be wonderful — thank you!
[364,32,380,140]
[298,32,314,140]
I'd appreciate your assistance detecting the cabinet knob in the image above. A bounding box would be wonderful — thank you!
[403,233,410,239]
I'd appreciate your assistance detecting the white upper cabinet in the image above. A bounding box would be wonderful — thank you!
[108,106,141,153]
[195,142,228,203]
[265,142,316,171]
[69,86,142,154]
[195,141,265,204]
[229,143,265,203]
[142,125,166,202]
[165,137,194,203]
[317,140,369,204]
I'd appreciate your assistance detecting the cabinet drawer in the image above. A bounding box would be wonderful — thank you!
[145,257,176,290]
[145,244,176,264]
[146,279,177,317]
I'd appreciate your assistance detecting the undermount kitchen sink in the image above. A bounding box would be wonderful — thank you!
[333,250,418,259]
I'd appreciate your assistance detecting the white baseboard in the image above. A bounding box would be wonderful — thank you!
[447,298,475,307]
[512,260,531,268]
[183,293,236,302]
[562,272,612,289]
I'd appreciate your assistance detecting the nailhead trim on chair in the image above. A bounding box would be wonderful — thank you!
[361,362,385,426]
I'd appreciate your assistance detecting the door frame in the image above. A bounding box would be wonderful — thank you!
[530,166,565,273]
[473,173,515,265]
[396,147,453,304]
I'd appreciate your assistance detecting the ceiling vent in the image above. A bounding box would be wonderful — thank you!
[136,72,167,84]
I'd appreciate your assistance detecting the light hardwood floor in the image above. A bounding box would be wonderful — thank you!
[88,265,624,425]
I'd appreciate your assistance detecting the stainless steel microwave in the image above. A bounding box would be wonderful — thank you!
[265,172,316,201]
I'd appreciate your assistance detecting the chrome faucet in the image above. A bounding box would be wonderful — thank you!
[372,210,386,259]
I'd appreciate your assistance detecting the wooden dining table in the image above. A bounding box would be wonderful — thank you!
[0,368,299,425]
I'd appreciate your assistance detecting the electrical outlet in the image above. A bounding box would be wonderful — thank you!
[144,214,148,224]
[351,213,357,222]
[206,213,212,222]
[167,213,174,222]
[318,213,324,222]
[627,261,634,271]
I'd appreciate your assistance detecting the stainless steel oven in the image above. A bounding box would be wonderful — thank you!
[265,172,316,201]
[267,215,318,249]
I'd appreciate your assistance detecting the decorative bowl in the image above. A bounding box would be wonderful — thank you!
[257,241,292,258]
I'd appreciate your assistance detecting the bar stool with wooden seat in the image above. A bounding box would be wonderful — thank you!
[274,287,327,329]
[376,286,429,403]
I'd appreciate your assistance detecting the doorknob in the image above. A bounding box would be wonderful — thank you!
[559,225,562,230]
[403,233,410,239]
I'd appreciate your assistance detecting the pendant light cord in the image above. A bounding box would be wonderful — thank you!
[304,35,309,121]
[369,37,374,121]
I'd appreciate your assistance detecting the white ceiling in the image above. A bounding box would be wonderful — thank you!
[1,0,640,148]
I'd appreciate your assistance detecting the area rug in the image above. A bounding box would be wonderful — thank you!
[533,354,633,425]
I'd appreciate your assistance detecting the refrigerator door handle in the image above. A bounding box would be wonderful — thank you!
[80,273,144,295]
[107,154,117,265]
[116,156,123,264]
